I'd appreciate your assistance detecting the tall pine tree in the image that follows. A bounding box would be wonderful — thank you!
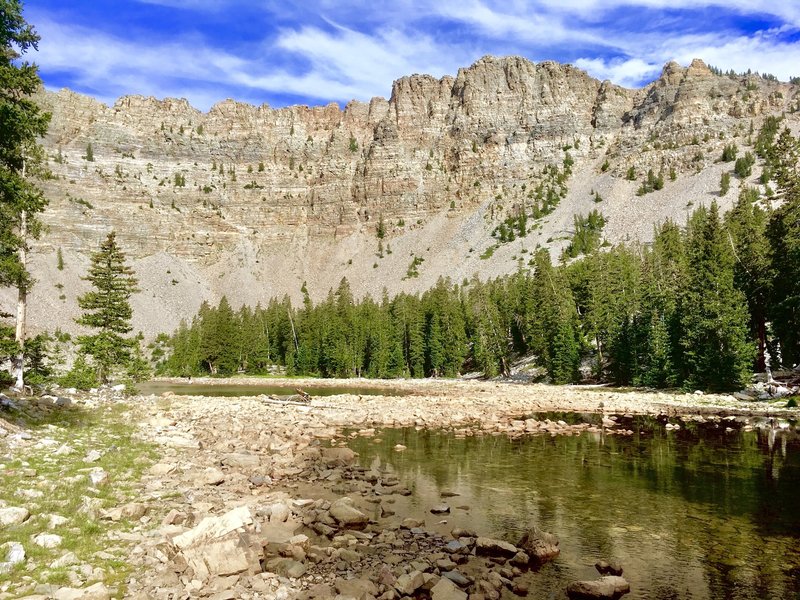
[680,203,753,390]
[76,232,140,383]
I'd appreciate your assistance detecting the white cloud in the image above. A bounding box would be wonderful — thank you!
[574,57,661,87]
[27,0,800,110]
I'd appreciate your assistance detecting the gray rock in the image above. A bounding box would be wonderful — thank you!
[475,536,518,557]
[566,576,631,599]
[442,570,471,587]
[431,504,451,514]
[329,498,369,529]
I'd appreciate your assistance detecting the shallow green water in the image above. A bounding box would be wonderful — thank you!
[347,414,800,600]
[138,381,409,398]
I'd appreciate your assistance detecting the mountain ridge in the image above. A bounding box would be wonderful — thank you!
[1,55,797,338]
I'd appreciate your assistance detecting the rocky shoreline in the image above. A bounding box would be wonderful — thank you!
[1,380,797,599]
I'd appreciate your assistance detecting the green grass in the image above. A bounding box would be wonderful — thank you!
[0,401,158,596]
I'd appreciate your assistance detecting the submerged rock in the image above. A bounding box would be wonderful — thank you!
[595,560,623,576]
[566,575,631,599]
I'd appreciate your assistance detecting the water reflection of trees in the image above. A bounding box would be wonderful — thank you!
[348,423,800,600]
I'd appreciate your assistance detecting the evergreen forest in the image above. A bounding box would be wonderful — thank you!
[160,123,800,393]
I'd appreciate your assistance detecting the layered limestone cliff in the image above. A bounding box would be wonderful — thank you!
[3,56,798,336]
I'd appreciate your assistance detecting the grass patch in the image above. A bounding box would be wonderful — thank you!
[0,400,158,595]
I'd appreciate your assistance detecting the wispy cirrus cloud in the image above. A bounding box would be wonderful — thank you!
[27,0,800,110]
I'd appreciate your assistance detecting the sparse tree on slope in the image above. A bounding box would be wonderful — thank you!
[0,0,51,388]
[75,232,140,383]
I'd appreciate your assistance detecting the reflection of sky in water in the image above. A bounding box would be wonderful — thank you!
[348,417,800,600]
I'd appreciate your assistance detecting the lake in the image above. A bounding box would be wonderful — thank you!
[347,413,800,600]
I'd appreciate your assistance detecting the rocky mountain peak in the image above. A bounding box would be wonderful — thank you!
[4,56,796,338]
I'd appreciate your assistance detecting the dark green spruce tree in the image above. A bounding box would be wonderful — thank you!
[0,0,51,388]
[75,232,141,383]
[680,202,753,390]
[768,128,800,367]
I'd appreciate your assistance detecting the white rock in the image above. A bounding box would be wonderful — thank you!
[88,468,109,486]
[50,551,80,568]
[53,582,111,600]
[33,533,63,548]
[0,507,30,526]
[48,514,69,528]
[83,450,103,463]
[0,541,25,574]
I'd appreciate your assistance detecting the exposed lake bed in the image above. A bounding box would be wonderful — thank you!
[2,379,799,599]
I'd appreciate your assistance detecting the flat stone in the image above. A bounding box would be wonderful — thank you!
[566,576,631,599]
[431,577,468,600]
[221,453,261,469]
[50,551,80,568]
[321,447,356,466]
[335,577,378,599]
[53,582,111,600]
[265,557,306,578]
[430,504,450,514]
[442,570,470,587]
[475,536,518,557]
[329,498,368,529]
[172,506,253,549]
[33,533,62,548]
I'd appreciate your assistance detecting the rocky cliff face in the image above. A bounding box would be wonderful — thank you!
[3,56,798,337]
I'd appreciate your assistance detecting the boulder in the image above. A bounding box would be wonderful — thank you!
[566,576,630,599]
[329,498,368,529]
[265,557,307,578]
[517,527,560,564]
[442,570,471,587]
[431,577,468,600]
[335,577,378,599]
[395,571,425,595]
[33,533,62,548]
[0,507,30,527]
[221,453,261,469]
[321,447,356,466]
[53,582,112,600]
[199,467,226,486]
[475,536,518,557]
[171,506,259,581]
[595,560,623,576]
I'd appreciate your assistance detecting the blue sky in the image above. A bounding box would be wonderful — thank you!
[23,0,800,111]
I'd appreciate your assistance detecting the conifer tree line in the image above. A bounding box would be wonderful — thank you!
[162,124,800,392]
